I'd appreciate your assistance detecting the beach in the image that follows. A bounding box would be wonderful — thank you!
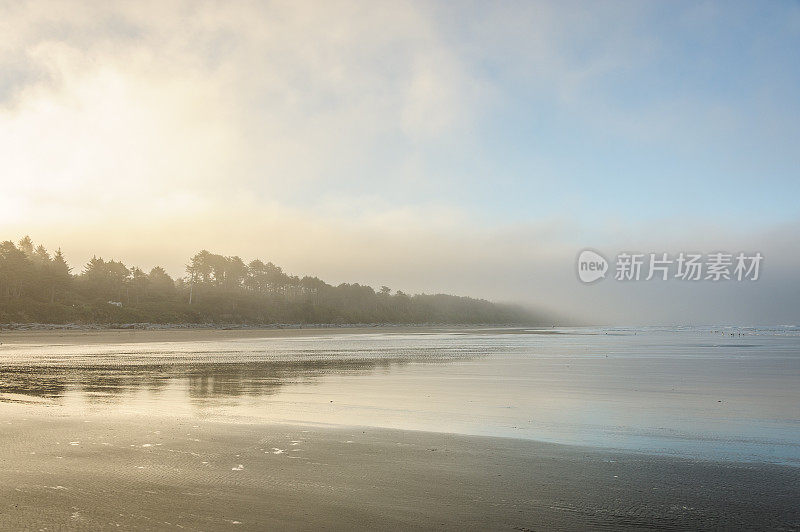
[1,326,799,530]
[0,326,471,345]
[2,414,798,530]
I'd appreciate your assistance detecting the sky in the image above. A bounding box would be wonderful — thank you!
[1,0,799,325]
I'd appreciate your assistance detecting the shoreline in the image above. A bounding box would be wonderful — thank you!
[0,321,542,331]
[0,324,552,345]
[1,416,798,530]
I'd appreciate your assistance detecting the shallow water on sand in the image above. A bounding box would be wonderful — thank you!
[1,326,799,464]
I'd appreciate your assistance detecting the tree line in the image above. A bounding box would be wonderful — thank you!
[0,236,542,325]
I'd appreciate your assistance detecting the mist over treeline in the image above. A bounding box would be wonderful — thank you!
[0,237,541,325]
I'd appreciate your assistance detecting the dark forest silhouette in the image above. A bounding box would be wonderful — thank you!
[0,236,541,325]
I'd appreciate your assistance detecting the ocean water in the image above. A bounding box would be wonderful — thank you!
[1,326,799,464]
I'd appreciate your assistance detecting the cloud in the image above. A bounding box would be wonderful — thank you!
[1,1,799,325]
[0,1,482,211]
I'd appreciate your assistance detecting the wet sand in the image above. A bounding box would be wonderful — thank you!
[1,415,798,531]
[2,327,799,529]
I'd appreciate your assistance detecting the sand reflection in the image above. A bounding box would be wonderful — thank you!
[0,355,466,405]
